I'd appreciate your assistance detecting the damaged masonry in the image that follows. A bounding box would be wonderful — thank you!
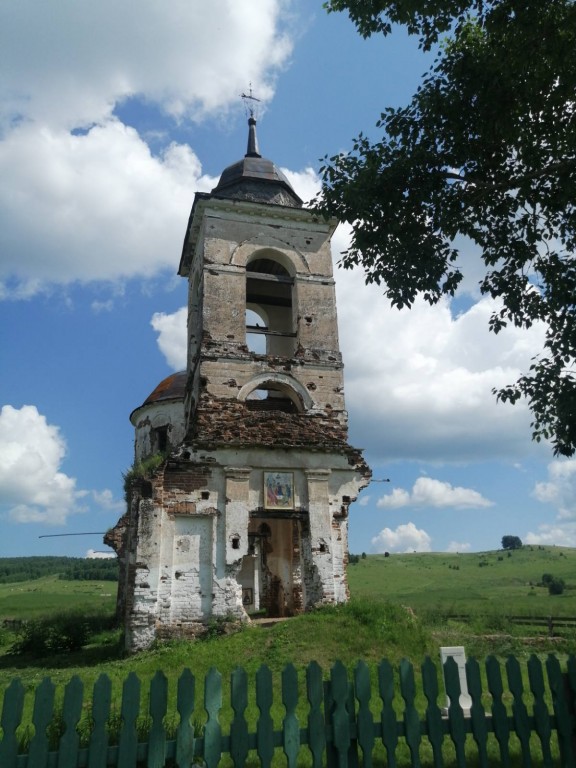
[106,117,371,652]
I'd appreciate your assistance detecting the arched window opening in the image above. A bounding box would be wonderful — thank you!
[152,425,168,453]
[246,308,267,353]
[246,256,295,357]
[245,381,301,413]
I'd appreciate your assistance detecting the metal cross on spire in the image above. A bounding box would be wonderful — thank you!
[241,83,261,119]
[241,83,262,158]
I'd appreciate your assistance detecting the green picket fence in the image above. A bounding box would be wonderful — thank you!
[1,654,575,767]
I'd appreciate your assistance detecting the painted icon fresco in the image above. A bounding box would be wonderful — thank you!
[264,471,294,509]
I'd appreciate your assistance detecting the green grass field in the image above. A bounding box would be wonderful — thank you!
[0,576,117,619]
[0,548,574,765]
[347,545,576,616]
[0,546,574,681]
[2,545,574,625]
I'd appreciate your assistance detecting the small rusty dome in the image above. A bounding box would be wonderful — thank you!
[211,117,302,208]
[141,371,187,407]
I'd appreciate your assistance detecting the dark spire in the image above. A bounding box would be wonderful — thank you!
[246,117,261,158]
[209,103,302,208]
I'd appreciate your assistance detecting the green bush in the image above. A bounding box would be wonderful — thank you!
[9,609,116,657]
[541,573,566,595]
[548,577,566,595]
[502,535,522,550]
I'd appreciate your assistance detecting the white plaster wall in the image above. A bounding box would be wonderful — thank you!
[169,516,213,620]
[132,400,186,463]
[128,498,162,651]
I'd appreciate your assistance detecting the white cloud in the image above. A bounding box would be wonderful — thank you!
[371,522,432,553]
[446,541,471,553]
[283,167,321,205]
[526,459,576,545]
[376,488,411,509]
[533,459,576,519]
[91,300,114,313]
[92,489,125,514]
[522,459,576,547]
[377,477,493,509]
[86,549,116,559]
[335,260,547,461]
[0,405,83,524]
[0,122,217,297]
[0,0,295,298]
[0,0,292,129]
[151,307,188,371]
[524,524,576,548]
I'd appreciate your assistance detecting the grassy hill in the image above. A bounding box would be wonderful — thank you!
[0,575,117,619]
[348,545,576,616]
[0,546,573,666]
[0,545,574,626]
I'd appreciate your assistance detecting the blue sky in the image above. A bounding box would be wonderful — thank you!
[1,0,574,559]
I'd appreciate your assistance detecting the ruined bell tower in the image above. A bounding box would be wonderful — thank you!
[107,117,371,652]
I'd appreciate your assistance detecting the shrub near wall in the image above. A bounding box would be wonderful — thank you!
[9,610,115,656]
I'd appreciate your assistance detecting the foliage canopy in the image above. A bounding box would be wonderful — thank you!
[0,556,118,584]
[319,0,576,455]
[501,535,522,551]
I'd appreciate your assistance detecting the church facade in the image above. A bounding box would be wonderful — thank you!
[106,118,371,652]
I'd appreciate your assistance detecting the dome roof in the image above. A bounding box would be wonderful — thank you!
[142,371,187,407]
[211,118,302,208]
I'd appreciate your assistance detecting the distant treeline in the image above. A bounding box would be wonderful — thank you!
[0,556,118,584]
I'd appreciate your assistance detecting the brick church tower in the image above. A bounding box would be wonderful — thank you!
[106,118,371,651]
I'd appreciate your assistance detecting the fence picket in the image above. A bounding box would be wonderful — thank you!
[466,657,488,768]
[88,673,112,768]
[443,657,466,767]
[400,659,421,768]
[148,670,168,768]
[527,655,553,767]
[282,663,300,768]
[565,656,576,762]
[486,655,511,767]
[378,659,398,768]
[354,661,374,768]
[230,667,249,768]
[507,655,532,767]
[347,681,359,768]
[27,676,55,768]
[330,661,351,768]
[175,668,196,768]
[0,678,25,768]
[57,675,83,768]
[1,652,575,768]
[566,655,576,712]
[421,657,444,768]
[306,661,325,768]
[203,667,222,768]
[325,678,337,768]
[546,654,576,768]
[117,671,140,768]
[256,665,274,768]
